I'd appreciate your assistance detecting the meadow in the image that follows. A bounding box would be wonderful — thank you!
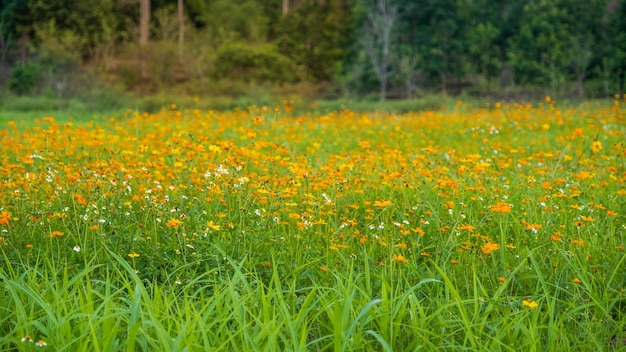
[1,98,625,351]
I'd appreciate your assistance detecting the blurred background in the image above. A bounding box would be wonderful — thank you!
[0,0,625,113]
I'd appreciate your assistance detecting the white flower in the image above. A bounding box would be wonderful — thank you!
[73,245,81,252]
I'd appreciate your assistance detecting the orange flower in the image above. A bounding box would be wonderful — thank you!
[571,278,582,284]
[490,202,511,213]
[459,224,475,232]
[392,254,409,263]
[0,210,11,225]
[480,242,500,255]
[166,218,183,228]
[73,194,88,205]
[373,200,392,207]
[50,231,64,238]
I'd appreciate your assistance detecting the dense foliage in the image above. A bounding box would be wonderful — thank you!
[0,0,625,98]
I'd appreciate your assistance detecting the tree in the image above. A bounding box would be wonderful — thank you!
[509,0,571,94]
[277,0,354,82]
[178,0,184,60]
[0,0,33,64]
[140,0,150,78]
[361,0,397,100]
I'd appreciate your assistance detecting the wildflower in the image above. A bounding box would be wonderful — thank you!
[480,242,500,255]
[22,335,33,343]
[591,141,602,153]
[373,200,392,207]
[450,259,458,265]
[570,239,585,246]
[50,231,64,238]
[572,278,582,284]
[128,252,140,258]
[490,202,511,213]
[166,218,183,228]
[412,227,425,235]
[206,221,220,231]
[0,210,12,225]
[420,251,430,257]
[320,266,328,272]
[458,224,475,232]
[522,299,538,309]
[392,254,409,263]
[73,245,81,252]
[498,277,506,284]
[73,194,87,205]
[26,244,33,249]
[36,339,47,347]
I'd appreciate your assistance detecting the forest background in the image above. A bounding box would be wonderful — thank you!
[1,0,626,113]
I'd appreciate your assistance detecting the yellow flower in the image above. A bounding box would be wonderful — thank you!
[571,278,582,284]
[207,220,220,231]
[522,299,538,309]
[128,252,140,258]
[591,141,602,153]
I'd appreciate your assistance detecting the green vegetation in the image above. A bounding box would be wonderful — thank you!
[1,101,625,350]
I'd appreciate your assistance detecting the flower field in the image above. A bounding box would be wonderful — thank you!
[1,100,626,351]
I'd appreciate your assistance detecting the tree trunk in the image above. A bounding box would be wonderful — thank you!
[282,0,289,14]
[139,0,150,78]
[178,0,184,61]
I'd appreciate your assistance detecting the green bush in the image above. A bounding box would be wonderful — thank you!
[8,62,42,96]
[214,42,299,84]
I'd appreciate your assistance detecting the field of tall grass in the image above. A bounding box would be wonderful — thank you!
[1,98,625,351]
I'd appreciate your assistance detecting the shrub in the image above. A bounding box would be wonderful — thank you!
[8,61,41,96]
[213,42,299,84]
